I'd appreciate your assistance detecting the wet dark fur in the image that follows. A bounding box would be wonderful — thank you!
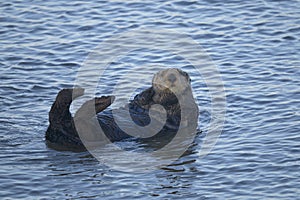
[45,70,198,151]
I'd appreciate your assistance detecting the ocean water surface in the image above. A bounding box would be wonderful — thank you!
[1,0,300,199]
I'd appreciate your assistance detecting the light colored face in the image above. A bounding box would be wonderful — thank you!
[152,68,191,95]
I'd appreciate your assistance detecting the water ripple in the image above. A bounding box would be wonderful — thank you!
[0,0,300,199]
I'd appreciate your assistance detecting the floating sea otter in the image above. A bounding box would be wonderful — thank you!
[45,68,199,151]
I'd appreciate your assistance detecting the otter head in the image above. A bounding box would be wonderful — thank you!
[152,68,192,105]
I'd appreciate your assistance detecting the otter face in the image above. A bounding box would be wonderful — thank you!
[152,68,192,105]
[152,68,191,96]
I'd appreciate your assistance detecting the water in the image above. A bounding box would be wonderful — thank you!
[1,0,300,199]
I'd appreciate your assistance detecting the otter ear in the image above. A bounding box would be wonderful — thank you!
[177,69,191,82]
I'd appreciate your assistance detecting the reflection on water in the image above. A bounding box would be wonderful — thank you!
[1,0,300,199]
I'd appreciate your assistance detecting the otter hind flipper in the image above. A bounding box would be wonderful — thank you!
[74,96,115,119]
[46,88,85,150]
[48,87,84,126]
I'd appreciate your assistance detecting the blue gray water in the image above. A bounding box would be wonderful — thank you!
[1,0,300,199]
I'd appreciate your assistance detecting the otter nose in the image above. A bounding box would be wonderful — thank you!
[168,73,177,83]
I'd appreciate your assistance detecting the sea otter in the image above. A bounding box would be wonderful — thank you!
[45,68,199,151]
